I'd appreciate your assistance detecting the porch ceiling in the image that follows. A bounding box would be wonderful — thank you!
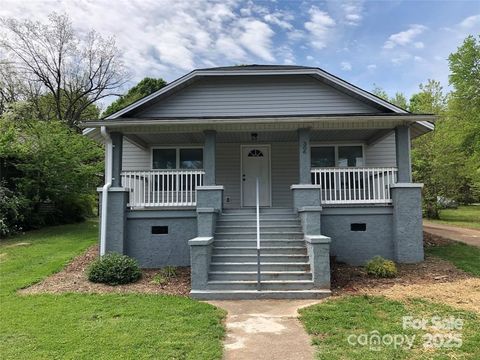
[125,128,385,145]
[83,114,434,143]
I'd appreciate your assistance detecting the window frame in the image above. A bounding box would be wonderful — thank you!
[150,146,204,170]
[310,143,366,168]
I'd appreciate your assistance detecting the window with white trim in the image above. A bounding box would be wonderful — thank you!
[152,148,203,169]
[311,145,364,168]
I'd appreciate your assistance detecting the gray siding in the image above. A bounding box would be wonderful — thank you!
[216,142,298,208]
[365,132,396,167]
[216,142,241,208]
[122,139,150,170]
[137,75,380,117]
[271,142,298,207]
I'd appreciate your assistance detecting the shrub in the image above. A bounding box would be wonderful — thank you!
[365,256,397,278]
[87,253,141,285]
[151,266,178,286]
[161,266,177,278]
[152,274,169,286]
[0,182,27,237]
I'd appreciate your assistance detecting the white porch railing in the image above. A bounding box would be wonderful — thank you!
[311,167,398,204]
[121,170,205,207]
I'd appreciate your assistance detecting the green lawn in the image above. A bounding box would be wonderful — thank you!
[426,242,480,277]
[427,205,480,229]
[300,295,480,359]
[0,221,225,360]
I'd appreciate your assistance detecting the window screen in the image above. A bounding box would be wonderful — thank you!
[338,146,363,167]
[180,148,203,169]
[152,149,176,169]
[311,146,335,167]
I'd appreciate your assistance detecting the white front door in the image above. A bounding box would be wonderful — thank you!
[241,145,271,207]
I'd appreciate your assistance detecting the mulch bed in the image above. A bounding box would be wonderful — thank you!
[331,232,467,295]
[20,245,191,296]
[21,231,478,312]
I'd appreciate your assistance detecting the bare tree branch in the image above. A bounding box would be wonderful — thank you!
[0,12,130,127]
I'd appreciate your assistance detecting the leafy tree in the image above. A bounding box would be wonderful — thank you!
[0,116,103,230]
[103,77,167,117]
[409,80,449,218]
[447,35,480,199]
[409,80,447,114]
[371,84,389,101]
[371,85,408,110]
[0,13,128,127]
[390,92,408,110]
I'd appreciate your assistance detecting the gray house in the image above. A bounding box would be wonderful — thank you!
[83,65,434,299]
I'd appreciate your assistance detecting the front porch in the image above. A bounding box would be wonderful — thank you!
[111,124,411,209]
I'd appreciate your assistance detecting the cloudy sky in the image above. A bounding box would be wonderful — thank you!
[1,0,479,103]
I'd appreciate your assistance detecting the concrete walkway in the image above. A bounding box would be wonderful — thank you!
[208,299,321,360]
[424,221,480,247]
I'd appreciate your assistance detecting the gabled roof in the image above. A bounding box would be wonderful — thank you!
[105,64,412,120]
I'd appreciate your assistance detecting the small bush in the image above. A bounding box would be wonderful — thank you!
[161,266,177,278]
[365,256,397,278]
[152,274,169,286]
[151,266,178,286]
[87,253,141,285]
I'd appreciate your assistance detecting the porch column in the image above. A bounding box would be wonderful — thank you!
[203,130,216,185]
[395,125,412,182]
[298,128,311,184]
[110,132,123,187]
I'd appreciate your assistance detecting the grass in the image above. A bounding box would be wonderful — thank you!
[299,295,480,359]
[426,242,480,277]
[0,221,225,359]
[427,205,480,229]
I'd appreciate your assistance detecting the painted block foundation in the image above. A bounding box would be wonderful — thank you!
[125,210,197,268]
[321,206,394,265]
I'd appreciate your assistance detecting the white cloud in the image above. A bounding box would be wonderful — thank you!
[215,35,248,61]
[414,56,424,62]
[341,1,364,26]
[367,64,377,71]
[414,42,425,49]
[459,14,480,28]
[306,55,315,61]
[287,29,306,42]
[264,11,294,30]
[276,45,296,65]
[0,0,283,83]
[237,19,275,61]
[305,7,336,50]
[391,53,412,65]
[341,61,352,71]
[383,24,427,49]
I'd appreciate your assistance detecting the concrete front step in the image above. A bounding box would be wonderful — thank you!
[211,254,309,263]
[215,225,302,233]
[212,246,307,255]
[219,213,300,221]
[210,262,310,272]
[215,232,304,240]
[214,239,305,247]
[206,280,315,291]
[208,271,313,281]
[222,208,295,214]
[190,289,331,300]
[217,219,301,226]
